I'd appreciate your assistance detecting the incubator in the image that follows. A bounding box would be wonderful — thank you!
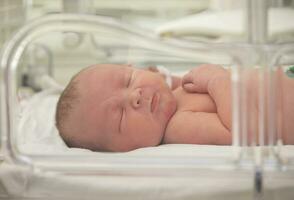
[0,0,294,199]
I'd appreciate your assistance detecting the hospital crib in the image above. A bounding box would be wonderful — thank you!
[1,0,294,199]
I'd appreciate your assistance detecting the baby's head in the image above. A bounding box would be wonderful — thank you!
[56,64,177,152]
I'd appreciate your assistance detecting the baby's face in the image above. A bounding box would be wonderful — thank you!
[71,64,177,151]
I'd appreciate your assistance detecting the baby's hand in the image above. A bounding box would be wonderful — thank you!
[182,64,227,93]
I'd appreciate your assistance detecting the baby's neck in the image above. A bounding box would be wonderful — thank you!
[161,91,180,144]
[162,87,217,144]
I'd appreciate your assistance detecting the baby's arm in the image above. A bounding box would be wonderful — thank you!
[163,111,231,145]
[182,64,232,130]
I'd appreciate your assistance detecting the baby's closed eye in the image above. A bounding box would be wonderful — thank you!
[125,71,133,88]
[119,107,125,132]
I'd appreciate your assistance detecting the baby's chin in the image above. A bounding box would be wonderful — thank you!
[166,98,177,120]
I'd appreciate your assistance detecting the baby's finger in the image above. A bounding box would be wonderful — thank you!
[182,82,199,92]
[182,72,194,85]
[182,72,199,92]
[182,71,200,92]
[182,71,208,93]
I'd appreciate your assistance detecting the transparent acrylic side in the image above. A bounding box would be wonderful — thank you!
[235,43,294,172]
[269,44,294,170]
[0,14,250,174]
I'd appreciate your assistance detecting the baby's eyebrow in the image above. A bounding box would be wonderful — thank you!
[123,69,129,86]
[126,70,134,87]
[114,68,128,87]
[119,68,130,87]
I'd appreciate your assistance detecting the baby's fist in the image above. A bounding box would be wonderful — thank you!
[182,64,227,93]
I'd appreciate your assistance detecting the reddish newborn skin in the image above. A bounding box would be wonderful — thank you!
[168,64,294,145]
[59,64,294,152]
[64,64,177,152]
[163,65,232,145]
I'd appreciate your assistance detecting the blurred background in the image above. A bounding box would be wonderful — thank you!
[1,0,294,86]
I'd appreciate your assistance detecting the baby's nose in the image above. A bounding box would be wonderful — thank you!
[130,88,142,109]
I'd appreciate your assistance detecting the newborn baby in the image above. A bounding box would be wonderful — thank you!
[55,64,294,152]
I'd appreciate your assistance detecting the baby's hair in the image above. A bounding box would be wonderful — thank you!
[55,76,80,147]
[55,64,128,151]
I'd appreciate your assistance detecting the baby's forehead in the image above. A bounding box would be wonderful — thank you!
[79,65,129,83]
[73,69,121,133]
[76,65,128,105]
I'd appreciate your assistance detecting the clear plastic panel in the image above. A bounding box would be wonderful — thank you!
[1,14,293,178]
[239,44,294,170]
[270,44,294,170]
[0,14,246,174]
[233,43,294,172]
[0,1,292,198]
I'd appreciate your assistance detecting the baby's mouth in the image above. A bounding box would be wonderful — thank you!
[151,92,159,112]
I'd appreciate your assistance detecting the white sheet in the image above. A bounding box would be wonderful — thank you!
[18,88,78,154]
